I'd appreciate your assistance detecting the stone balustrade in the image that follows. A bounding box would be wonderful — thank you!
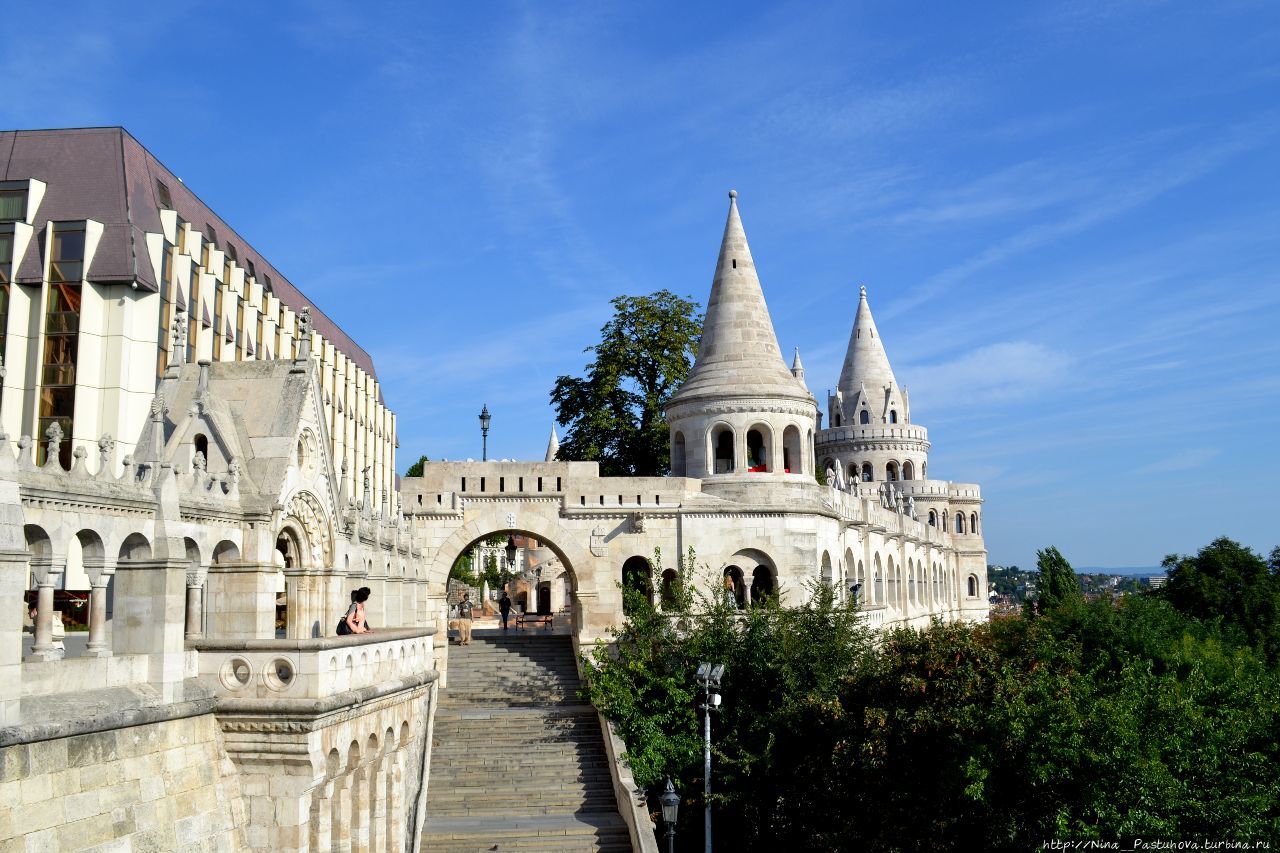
[191,626,435,702]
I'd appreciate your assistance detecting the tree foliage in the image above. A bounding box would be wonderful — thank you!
[404,454,429,477]
[1033,545,1084,615]
[1160,536,1280,660]
[582,538,1280,851]
[550,291,701,476]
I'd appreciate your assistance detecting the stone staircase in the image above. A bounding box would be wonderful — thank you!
[421,632,632,852]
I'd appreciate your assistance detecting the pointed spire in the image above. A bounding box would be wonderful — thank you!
[791,347,805,381]
[545,426,560,462]
[836,286,904,422]
[670,191,811,405]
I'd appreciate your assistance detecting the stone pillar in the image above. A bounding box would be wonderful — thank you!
[84,573,113,658]
[388,756,405,853]
[28,557,65,662]
[0,548,30,723]
[384,577,402,627]
[112,557,188,684]
[333,776,352,853]
[351,767,370,853]
[370,756,387,852]
[310,780,334,852]
[185,565,207,639]
[204,562,279,640]
[283,570,312,640]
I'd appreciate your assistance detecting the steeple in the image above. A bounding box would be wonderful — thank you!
[545,426,560,462]
[835,286,908,425]
[668,191,811,405]
[791,348,805,382]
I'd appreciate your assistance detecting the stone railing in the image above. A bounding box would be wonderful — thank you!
[191,626,435,702]
[858,603,889,630]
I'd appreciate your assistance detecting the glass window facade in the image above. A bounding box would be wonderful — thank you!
[0,183,26,223]
[39,223,84,467]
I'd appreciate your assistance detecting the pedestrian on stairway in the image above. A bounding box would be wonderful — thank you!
[498,592,512,630]
[457,593,474,645]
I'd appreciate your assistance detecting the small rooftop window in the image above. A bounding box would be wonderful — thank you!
[205,224,218,245]
[225,241,238,262]
[0,181,27,223]
[155,179,173,209]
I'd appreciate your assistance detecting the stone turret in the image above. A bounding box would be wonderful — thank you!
[665,191,816,479]
[817,286,930,485]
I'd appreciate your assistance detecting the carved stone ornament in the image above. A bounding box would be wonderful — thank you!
[505,511,516,529]
[590,526,607,557]
[630,513,645,534]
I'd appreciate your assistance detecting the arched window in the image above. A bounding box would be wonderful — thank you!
[622,556,652,613]
[902,461,914,480]
[746,427,769,472]
[820,552,832,587]
[970,512,978,534]
[967,575,978,598]
[859,409,870,425]
[750,565,774,605]
[660,569,679,607]
[782,425,802,474]
[711,426,734,474]
[672,432,687,477]
[889,410,898,424]
[886,462,899,481]
[848,464,858,484]
[861,462,872,482]
[723,566,745,609]
[927,509,937,527]
[955,512,965,534]
[194,433,209,461]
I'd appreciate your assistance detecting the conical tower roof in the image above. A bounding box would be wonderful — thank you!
[545,426,560,462]
[669,191,811,405]
[837,286,900,401]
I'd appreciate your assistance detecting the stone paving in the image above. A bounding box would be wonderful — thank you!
[421,629,631,852]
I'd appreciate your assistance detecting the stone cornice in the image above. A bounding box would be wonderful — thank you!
[666,396,817,421]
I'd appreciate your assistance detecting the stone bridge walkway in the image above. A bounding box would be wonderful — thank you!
[421,631,632,852]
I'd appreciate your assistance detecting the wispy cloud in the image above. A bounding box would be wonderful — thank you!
[901,341,1074,410]
[1134,448,1222,475]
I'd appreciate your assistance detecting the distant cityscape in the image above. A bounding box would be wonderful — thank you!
[988,564,1167,614]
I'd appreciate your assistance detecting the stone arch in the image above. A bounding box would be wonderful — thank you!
[872,553,883,604]
[280,490,334,569]
[955,512,966,534]
[659,568,679,607]
[886,461,899,482]
[782,424,802,474]
[672,431,687,477]
[621,555,652,611]
[928,509,937,527]
[429,505,599,636]
[886,554,898,610]
[861,462,873,482]
[967,574,979,598]
[902,460,914,480]
[970,512,979,535]
[745,423,771,472]
[118,532,152,562]
[708,423,735,474]
[820,551,832,587]
[212,540,240,564]
[722,565,746,609]
[859,409,870,425]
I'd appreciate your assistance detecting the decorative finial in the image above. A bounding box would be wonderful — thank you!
[859,285,867,297]
[728,189,738,199]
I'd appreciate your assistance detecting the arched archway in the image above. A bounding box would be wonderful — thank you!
[782,425,802,474]
[430,508,599,639]
[746,425,770,472]
[622,555,652,614]
[820,551,832,587]
[710,424,735,474]
[722,566,746,609]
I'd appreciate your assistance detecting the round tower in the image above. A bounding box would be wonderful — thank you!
[816,287,931,485]
[665,191,817,480]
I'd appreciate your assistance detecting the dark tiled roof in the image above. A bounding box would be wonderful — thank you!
[0,127,377,380]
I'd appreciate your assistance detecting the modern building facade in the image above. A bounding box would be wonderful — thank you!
[0,128,397,511]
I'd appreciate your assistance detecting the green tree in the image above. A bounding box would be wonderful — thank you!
[1161,537,1280,660]
[404,454,429,477]
[1034,546,1083,615]
[550,291,702,476]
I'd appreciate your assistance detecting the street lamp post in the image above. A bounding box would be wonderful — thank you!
[660,778,680,853]
[696,662,724,853]
[479,404,491,461]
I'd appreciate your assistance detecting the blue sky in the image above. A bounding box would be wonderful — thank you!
[4,1,1278,572]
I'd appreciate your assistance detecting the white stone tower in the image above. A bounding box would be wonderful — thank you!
[816,286,931,485]
[665,191,817,479]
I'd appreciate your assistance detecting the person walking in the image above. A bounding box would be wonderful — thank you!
[498,592,512,630]
[457,592,474,645]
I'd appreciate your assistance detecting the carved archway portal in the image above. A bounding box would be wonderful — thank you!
[277,490,335,569]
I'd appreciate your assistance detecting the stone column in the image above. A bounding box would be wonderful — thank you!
[351,766,370,853]
[0,548,30,723]
[310,780,334,852]
[204,561,279,640]
[112,557,188,685]
[370,755,388,852]
[84,572,113,658]
[333,775,352,853]
[185,565,207,639]
[28,557,65,662]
